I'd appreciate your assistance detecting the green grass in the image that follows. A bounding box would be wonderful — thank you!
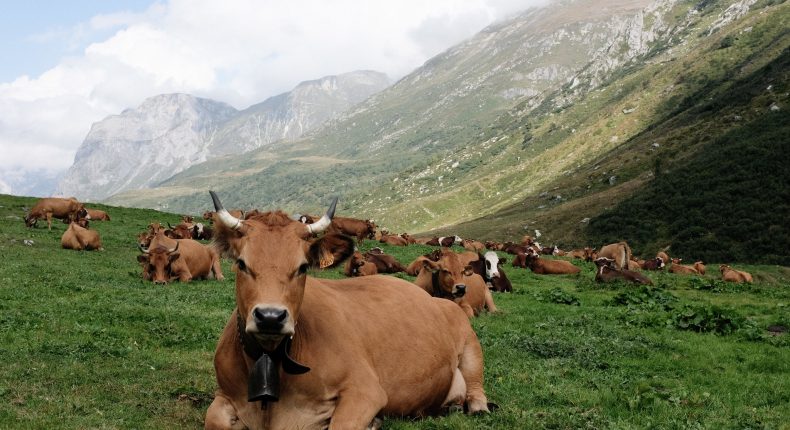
[1,194,788,428]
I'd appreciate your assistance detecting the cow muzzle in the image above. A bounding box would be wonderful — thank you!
[252,307,289,334]
[453,284,466,298]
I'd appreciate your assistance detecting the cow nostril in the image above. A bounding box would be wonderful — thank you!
[253,307,288,330]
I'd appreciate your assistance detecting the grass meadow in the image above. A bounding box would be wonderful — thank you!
[0,194,788,429]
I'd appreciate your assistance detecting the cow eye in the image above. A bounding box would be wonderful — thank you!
[298,263,309,275]
[236,259,247,272]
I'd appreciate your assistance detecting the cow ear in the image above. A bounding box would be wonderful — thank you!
[137,255,149,263]
[308,233,355,269]
[498,257,507,265]
[463,265,474,276]
[169,252,181,262]
[422,259,439,271]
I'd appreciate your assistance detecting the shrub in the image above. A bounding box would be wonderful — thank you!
[670,304,744,334]
[535,288,581,306]
[609,286,678,310]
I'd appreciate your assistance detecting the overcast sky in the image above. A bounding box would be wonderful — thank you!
[0,0,549,193]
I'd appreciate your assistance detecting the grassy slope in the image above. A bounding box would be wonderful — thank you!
[1,194,788,428]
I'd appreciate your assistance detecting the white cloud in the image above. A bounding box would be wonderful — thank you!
[0,0,549,187]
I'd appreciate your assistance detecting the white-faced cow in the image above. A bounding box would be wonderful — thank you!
[204,192,491,429]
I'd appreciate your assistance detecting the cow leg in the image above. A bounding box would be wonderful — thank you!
[205,393,245,430]
[483,289,498,313]
[329,385,387,430]
[46,212,53,230]
[459,329,489,414]
[212,254,225,281]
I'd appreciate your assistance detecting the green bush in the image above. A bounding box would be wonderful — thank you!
[535,288,581,306]
[670,304,744,334]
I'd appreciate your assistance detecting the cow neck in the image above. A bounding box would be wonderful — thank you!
[235,310,310,408]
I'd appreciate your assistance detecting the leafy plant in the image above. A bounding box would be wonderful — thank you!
[536,288,581,305]
[670,304,744,334]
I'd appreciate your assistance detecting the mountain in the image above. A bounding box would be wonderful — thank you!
[57,71,390,201]
[107,0,789,262]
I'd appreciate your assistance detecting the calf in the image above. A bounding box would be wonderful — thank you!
[594,257,652,285]
[669,258,699,275]
[61,222,103,251]
[513,250,580,275]
[720,264,753,283]
[343,252,379,277]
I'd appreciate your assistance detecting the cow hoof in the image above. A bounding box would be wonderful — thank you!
[365,417,383,430]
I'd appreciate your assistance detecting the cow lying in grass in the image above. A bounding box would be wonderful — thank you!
[137,237,224,284]
[594,257,652,285]
[61,221,103,251]
[720,264,753,283]
[669,258,699,275]
[513,249,580,275]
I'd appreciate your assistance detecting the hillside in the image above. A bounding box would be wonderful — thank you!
[58,71,389,201]
[1,193,789,428]
[106,0,789,263]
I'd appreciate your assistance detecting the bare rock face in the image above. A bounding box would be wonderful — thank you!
[57,71,389,201]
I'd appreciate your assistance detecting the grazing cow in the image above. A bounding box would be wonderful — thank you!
[138,239,224,284]
[379,234,408,246]
[594,258,652,285]
[204,192,491,429]
[413,249,497,318]
[693,261,706,276]
[642,257,666,271]
[669,258,699,275]
[86,208,110,221]
[61,222,103,251]
[343,252,379,277]
[720,265,753,283]
[328,216,377,243]
[513,250,580,275]
[25,197,87,230]
[461,239,485,252]
[597,242,632,270]
[468,252,512,292]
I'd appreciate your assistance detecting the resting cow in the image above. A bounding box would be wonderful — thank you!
[25,197,87,230]
[693,261,706,276]
[594,257,652,285]
[138,239,224,284]
[343,252,379,277]
[379,234,408,246]
[468,251,512,292]
[86,208,110,221]
[204,192,491,429]
[413,249,497,318]
[513,250,580,275]
[668,258,699,275]
[642,257,666,271]
[720,264,753,283]
[61,222,103,251]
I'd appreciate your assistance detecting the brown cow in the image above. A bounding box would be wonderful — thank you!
[627,260,642,271]
[86,208,110,221]
[137,239,224,284]
[379,234,408,246]
[413,249,497,318]
[594,258,652,285]
[25,197,87,230]
[461,239,485,252]
[513,250,580,275]
[657,251,670,263]
[406,255,432,276]
[693,261,706,276]
[204,192,491,429]
[669,258,699,275]
[400,233,417,244]
[484,241,504,251]
[363,251,406,274]
[720,264,753,283]
[642,257,666,271]
[166,222,193,239]
[343,252,379,277]
[597,242,632,270]
[328,216,377,243]
[61,222,103,251]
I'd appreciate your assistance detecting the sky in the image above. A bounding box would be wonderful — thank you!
[0,0,548,195]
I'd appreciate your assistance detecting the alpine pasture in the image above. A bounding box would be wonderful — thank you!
[1,194,788,429]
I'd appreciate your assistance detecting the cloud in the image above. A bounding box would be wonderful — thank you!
[0,0,549,187]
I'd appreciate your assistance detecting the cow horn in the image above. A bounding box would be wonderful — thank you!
[168,242,179,253]
[138,244,150,254]
[306,197,338,235]
[209,191,243,231]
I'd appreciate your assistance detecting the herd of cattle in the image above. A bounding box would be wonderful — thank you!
[22,194,756,428]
